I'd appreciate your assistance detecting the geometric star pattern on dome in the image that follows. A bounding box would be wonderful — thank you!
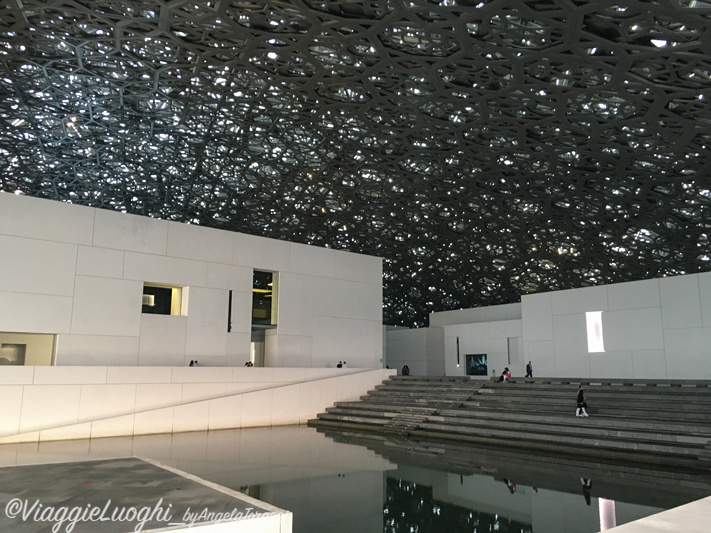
[1,0,711,326]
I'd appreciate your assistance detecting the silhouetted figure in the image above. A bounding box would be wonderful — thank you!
[576,386,589,417]
[402,365,410,376]
[504,479,516,494]
[581,478,592,505]
[525,361,533,378]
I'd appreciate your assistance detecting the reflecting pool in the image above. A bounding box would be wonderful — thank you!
[1,425,709,533]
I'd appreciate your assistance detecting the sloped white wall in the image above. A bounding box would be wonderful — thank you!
[0,366,394,443]
[0,193,382,367]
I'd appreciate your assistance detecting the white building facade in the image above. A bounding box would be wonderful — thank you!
[0,192,383,368]
[387,273,711,380]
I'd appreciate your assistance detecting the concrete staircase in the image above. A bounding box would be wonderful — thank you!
[308,376,711,469]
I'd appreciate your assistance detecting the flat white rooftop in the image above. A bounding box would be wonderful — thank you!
[0,456,291,532]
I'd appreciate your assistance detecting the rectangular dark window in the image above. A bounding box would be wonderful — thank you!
[142,286,173,314]
[142,284,185,315]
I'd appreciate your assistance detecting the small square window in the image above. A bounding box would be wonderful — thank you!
[142,284,185,315]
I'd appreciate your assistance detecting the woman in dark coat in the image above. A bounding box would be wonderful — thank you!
[576,385,589,417]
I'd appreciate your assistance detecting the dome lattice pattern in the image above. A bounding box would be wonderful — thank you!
[1,0,711,326]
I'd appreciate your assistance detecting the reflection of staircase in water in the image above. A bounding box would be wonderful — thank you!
[315,425,711,510]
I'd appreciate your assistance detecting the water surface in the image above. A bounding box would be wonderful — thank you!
[1,425,709,532]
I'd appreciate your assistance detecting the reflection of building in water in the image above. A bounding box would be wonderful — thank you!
[1,426,708,533]
[318,427,711,533]
[599,498,617,531]
[384,464,651,533]
[384,477,532,533]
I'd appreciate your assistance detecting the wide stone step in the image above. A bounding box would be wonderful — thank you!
[359,392,711,416]
[502,377,711,387]
[347,403,711,425]
[325,406,711,441]
[314,413,706,458]
[312,376,711,464]
[374,384,711,402]
[478,388,711,401]
[383,412,433,430]
[375,387,711,404]
[389,376,472,382]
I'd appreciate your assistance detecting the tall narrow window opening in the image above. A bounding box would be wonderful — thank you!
[586,311,605,353]
[228,290,233,332]
[252,270,278,326]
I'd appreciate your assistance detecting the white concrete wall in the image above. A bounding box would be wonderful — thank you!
[0,366,394,443]
[521,273,711,379]
[429,302,522,327]
[386,306,522,378]
[385,327,427,375]
[0,193,383,368]
[387,273,711,380]
[385,327,445,375]
[444,319,523,378]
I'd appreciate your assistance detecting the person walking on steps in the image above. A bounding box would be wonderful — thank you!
[576,385,589,417]
[525,361,533,378]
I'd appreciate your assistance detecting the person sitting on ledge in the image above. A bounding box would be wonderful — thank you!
[499,367,510,382]
[402,365,410,376]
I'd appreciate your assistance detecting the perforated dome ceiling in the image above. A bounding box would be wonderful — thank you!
[1,0,711,326]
